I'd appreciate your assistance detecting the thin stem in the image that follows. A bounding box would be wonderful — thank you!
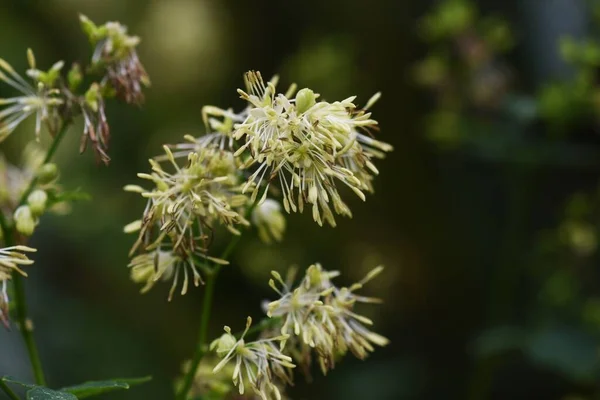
[234,316,280,339]
[0,380,20,400]
[177,200,261,400]
[17,122,71,207]
[5,121,71,386]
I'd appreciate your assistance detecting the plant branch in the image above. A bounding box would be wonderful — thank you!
[176,200,261,400]
[8,121,71,387]
[0,379,20,400]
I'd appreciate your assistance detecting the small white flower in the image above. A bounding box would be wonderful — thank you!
[211,317,295,400]
[128,248,203,301]
[252,199,286,244]
[0,52,63,142]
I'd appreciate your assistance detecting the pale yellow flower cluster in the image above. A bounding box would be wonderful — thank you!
[125,146,249,299]
[210,317,295,400]
[266,263,389,374]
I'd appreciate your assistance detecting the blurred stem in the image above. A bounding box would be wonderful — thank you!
[17,122,71,206]
[7,122,71,387]
[468,163,536,400]
[177,200,261,400]
[0,380,19,400]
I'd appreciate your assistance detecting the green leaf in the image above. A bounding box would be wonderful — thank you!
[2,376,36,388]
[26,387,77,400]
[61,376,152,399]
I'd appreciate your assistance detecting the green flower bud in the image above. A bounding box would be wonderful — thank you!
[85,83,101,112]
[27,190,48,217]
[37,163,59,184]
[14,206,36,236]
[295,88,317,114]
[67,63,83,92]
[212,333,237,356]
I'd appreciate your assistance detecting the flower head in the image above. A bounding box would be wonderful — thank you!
[125,145,250,298]
[211,317,295,400]
[0,245,36,327]
[0,50,63,142]
[232,71,393,227]
[266,263,388,375]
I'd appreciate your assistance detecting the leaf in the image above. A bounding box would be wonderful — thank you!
[526,327,599,383]
[61,376,152,399]
[47,188,92,205]
[2,376,36,388]
[471,326,526,357]
[26,387,77,400]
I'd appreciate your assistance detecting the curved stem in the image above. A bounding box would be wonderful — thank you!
[5,122,71,386]
[177,201,260,400]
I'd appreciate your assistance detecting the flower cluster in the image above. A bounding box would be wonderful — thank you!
[125,146,250,300]
[204,264,388,399]
[210,317,295,400]
[266,263,389,375]
[0,245,36,327]
[0,51,63,142]
[232,71,393,227]
[126,71,392,301]
[0,16,149,165]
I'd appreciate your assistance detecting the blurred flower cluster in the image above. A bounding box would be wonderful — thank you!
[414,0,514,147]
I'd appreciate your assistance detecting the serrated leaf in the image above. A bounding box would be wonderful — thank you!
[61,376,151,399]
[26,387,77,400]
[2,375,36,388]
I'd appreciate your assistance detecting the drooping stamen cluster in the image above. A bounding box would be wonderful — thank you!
[201,71,393,227]
[80,15,150,105]
[125,146,250,299]
[0,245,36,327]
[266,263,389,375]
[0,50,63,142]
[210,317,295,400]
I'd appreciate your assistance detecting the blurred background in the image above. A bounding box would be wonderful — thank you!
[3,0,600,399]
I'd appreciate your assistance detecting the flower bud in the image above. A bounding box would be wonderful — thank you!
[212,333,237,357]
[67,63,83,92]
[252,199,286,244]
[27,190,48,217]
[295,88,316,114]
[85,83,101,112]
[14,206,36,236]
[37,163,59,184]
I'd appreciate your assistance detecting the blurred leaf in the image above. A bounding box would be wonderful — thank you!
[26,387,77,400]
[526,327,599,382]
[61,376,152,398]
[472,326,526,357]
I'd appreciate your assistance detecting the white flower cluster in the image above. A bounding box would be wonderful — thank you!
[207,264,388,400]
[125,146,250,300]
[126,71,392,299]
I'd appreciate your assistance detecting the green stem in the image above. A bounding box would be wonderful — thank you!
[5,122,71,386]
[17,122,71,206]
[0,380,20,400]
[176,201,260,400]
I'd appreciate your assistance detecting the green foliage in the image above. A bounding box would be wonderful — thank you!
[1,376,151,400]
